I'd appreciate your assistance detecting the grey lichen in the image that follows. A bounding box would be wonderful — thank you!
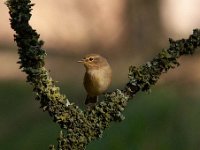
[6,0,200,149]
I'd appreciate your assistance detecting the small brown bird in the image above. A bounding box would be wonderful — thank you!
[78,54,112,105]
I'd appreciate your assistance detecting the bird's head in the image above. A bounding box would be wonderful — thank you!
[78,54,108,70]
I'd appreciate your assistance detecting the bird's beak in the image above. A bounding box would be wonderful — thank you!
[77,59,85,63]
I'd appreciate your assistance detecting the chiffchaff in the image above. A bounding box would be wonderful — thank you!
[78,54,112,105]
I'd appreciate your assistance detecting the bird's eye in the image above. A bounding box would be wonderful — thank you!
[89,57,94,61]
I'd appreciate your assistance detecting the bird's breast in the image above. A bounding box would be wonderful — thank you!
[84,66,112,96]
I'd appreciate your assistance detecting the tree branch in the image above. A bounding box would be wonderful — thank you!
[6,0,200,149]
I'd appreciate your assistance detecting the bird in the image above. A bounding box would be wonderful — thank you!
[78,54,112,105]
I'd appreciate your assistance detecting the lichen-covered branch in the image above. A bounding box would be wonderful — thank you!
[6,0,200,150]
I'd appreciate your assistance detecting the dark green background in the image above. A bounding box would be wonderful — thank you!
[1,81,200,150]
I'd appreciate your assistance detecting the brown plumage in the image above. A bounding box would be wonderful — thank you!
[78,54,112,105]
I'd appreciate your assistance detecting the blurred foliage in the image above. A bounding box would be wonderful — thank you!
[0,81,59,150]
[88,86,200,150]
[0,82,200,150]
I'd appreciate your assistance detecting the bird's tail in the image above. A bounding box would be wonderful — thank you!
[85,95,98,105]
